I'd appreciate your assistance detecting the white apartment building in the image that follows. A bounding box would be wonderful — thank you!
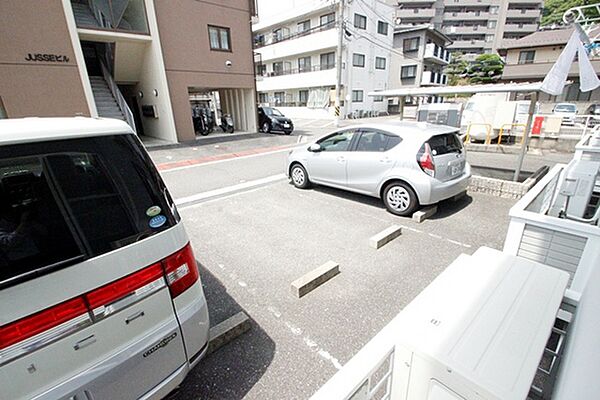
[253,0,395,119]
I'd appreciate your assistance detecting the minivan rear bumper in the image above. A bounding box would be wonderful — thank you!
[421,164,471,205]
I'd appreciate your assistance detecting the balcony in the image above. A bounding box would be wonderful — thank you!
[421,71,448,86]
[254,28,337,62]
[256,64,336,91]
[444,11,490,20]
[395,8,436,19]
[444,25,493,35]
[70,0,149,34]
[449,39,487,49]
[424,43,451,64]
[444,0,493,5]
[254,21,335,49]
[506,9,542,19]
[504,23,538,33]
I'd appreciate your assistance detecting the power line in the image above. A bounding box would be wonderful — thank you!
[354,0,395,25]
[345,23,421,62]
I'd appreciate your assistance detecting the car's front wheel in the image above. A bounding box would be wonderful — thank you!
[290,164,310,189]
[383,182,418,216]
[262,122,271,133]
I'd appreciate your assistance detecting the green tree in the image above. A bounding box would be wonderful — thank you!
[541,0,598,26]
[467,54,504,84]
[445,52,470,86]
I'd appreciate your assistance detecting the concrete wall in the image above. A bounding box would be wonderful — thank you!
[155,0,257,141]
[0,1,89,118]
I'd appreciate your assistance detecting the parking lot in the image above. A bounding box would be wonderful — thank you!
[154,135,522,399]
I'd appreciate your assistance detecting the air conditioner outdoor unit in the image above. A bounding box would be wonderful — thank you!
[553,160,600,219]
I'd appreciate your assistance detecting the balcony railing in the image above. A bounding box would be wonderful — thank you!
[254,20,336,49]
[424,43,451,63]
[257,63,335,78]
[421,71,448,85]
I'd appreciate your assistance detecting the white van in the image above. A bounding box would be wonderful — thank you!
[0,118,209,399]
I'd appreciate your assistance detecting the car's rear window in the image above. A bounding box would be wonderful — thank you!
[428,133,463,155]
[0,134,179,288]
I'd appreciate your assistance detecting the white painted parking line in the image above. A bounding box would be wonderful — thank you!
[161,148,291,173]
[175,174,286,207]
[319,120,335,128]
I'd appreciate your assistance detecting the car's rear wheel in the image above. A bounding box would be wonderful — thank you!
[262,122,271,133]
[290,164,310,189]
[383,182,418,216]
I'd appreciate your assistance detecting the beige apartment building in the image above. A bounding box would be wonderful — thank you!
[0,0,258,143]
[499,27,600,107]
[391,0,543,56]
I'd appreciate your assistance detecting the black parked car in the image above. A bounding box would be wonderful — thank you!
[258,106,294,135]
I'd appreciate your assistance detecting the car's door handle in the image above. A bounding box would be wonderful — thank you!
[337,156,345,162]
[379,157,391,163]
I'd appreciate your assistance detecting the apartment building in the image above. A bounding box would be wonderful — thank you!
[388,25,451,109]
[392,0,543,56]
[0,0,258,143]
[253,0,394,119]
[498,27,600,107]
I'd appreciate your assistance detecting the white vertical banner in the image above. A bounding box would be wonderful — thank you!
[540,31,580,95]
[578,39,600,92]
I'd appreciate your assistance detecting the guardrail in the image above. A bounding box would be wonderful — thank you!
[497,123,527,145]
[254,21,336,49]
[464,123,492,143]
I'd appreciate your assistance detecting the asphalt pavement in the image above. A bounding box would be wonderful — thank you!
[150,121,574,400]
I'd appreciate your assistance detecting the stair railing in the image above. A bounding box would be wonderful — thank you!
[99,61,137,133]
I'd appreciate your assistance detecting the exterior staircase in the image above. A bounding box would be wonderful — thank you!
[89,76,126,121]
[71,2,100,28]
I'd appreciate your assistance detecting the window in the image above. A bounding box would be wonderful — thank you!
[488,20,497,29]
[273,61,284,76]
[354,13,367,29]
[297,20,311,33]
[318,130,355,152]
[0,135,178,287]
[208,25,231,51]
[427,133,462,155]
[274,91,285,104]
[256,63,266,76]
[353,53,365,67]
[490,6,499,14]
[298,56,312,72]
[403,37,420,52]
[377,21,388,35]
[320,52,335,70]
[401,65,417,79]
[299,90,309,105]
[273,28,283,42]
[352,90,364,102]
[0,97,6,119]
[485,34,494,42]
[518,50,535,64]
[258,93,268,103]
[373,96,384,102]
[320,12,335,27]
[375,57,386,70]
[355,130,398,152]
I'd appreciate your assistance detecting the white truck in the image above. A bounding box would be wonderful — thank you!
[460,92,538,142]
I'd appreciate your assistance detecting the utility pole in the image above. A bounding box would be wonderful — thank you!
[334,0,344,127]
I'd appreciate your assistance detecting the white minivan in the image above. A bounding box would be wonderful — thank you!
[0,118,209,399]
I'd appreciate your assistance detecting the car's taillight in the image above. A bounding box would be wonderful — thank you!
[162,243,199,298]
[86,263,164,309]
[417,142,435,177]
[0,297,88,350]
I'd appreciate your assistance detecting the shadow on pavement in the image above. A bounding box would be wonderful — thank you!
[306,183,473,220]
[165,262,275,400]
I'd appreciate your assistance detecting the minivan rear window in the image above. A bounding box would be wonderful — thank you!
[428,133,463,155]
[0,135,178,288]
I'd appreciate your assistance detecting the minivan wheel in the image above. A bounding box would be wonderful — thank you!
[290,164,310,189]
[262,122,271,133]
[383,182,418,216]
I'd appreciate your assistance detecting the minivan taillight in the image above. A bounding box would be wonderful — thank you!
[0,297,88,350]
[162,243,199,298]
[417,142,435,177]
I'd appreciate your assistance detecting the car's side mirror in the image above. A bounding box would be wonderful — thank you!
[309,143,322,152]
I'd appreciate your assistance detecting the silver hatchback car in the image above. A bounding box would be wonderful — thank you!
[286,121,471,216]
